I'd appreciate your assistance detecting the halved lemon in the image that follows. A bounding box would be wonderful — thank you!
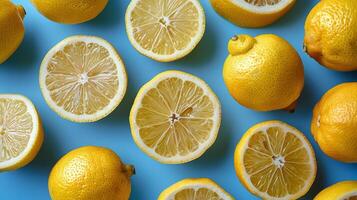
[158,178,234,200]
[39,36,127,123]
[0,94,44,171]
[125,0,206,62]
[210,0,296,28]
[234,120,316,199]
[129,70,221,164]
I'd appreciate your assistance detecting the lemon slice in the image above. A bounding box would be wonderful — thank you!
[0,94,44,171]
[210,0,295,27]
[39,36,127,123]
[234,120,316,200]
[158,178,234,200]
[130,71,221,164]
[125,0,206,62]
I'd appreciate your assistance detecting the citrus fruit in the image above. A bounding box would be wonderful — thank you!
[210,0,296,28]
[158,178,234,200]
[0,0,26,64]
[223,34,304,112]
[48,146,134,200]
[125,0,206,62]
[0,94,44,171]
[314,181,357,200]
[234,120,317,200]
[130,70,221,164]
[304,0,357,71]
[31,0,108,24]
[39,35,127,123]
[311,82,357,162]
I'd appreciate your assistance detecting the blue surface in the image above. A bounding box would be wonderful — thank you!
[0,0,357,199]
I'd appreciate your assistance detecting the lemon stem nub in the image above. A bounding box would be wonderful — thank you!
[17,5,26,19]
[123,164,135,177]
[228,34,256,56]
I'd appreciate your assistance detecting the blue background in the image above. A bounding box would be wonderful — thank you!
[1,0,357,199]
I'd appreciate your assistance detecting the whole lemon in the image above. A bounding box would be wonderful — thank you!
[48,146,134,200]
[314,181,357,200]
[31,0,108,24]
[311,83,357,162]
[304,0,357,71]
[0,0,25,64]
[223,34,304,111]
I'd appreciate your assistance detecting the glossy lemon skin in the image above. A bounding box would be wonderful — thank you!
[304,0,357,71]
[31,0,108,24]
[311,83,357,162]
[209,0,296,28]
[48,146,134,200]
[314,181,357,200]
[0,0,25,64]
[223,34,304,111]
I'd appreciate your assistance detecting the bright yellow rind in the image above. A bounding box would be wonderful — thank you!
[31,0,108,24]
[311,82,357,162]
[210,0,296,28]
[48,146,134,200]
[158,178,234,200]
[304,0,357,71]
[0,1,25,64]
[314,181,357,200]
[223,34,304,111]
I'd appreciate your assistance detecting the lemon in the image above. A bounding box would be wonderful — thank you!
[125,0,205,62]
[0,0,26,64]
[234,120,317,200]
[223,34,304,112]
[210,0,295,28]
[314,181,357,200]
[130,70,221,164]
[48,146,134,200]
[0,94,44,171]
[304,0,357,71]
[158,178,234,200]
[311,83,357,162]
[31,0,108,24]
[39,36,127,123]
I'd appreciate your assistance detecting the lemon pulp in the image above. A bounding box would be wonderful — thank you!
[130,71,220,164]
[40,36,127,122]
[235,121,316,199]
[126,0,205,61]
[174,188,224,199]
[0,98,32,162]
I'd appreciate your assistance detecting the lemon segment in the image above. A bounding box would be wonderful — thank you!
[125,0,206,62]
[130,71,221,164]
[0,94,44,171]
[210,0,295,28]
[39,36,127,123]
[158,178,234,200]
[235,121,316,200]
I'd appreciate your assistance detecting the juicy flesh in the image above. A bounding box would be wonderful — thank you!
[45,42,119,115]
[245,0,281,6]
[174,188,224,200]
[0,99,32,162]
[243,127,313,198]
[130,0,200,55]
[136,77,215,157]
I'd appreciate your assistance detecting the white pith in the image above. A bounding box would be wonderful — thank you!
[230,0,294,13]
[166,182,233,199]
